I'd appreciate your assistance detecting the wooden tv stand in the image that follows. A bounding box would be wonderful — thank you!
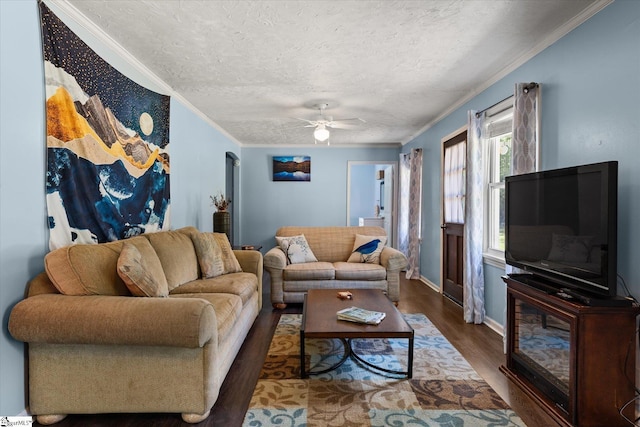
[501,275,639,427]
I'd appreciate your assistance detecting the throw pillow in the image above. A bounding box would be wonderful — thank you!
[117,240,169,297]
[276,234,318,264]
[213,233,243,274]
[347,234,387,264]
[547,234,593,263]
[191,232,226,278]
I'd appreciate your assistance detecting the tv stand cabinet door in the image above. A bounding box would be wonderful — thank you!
[503,276,639,427]
[576,310,637,426]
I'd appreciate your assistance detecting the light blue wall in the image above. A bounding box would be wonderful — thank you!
[403,0,640,325]
[239,147,400,251]
[1,1,46,416]
[0,0,240,415]
[169,101,241,233]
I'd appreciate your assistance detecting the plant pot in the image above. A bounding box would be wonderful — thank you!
[213,211,231,241]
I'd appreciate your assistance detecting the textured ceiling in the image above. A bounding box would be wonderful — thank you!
[61,0,606,146]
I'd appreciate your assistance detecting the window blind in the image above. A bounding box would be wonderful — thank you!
[485,96,514,138]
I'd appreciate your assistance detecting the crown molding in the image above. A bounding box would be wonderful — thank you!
[43,0,242,146]
[402,0,614,145]
[241,142,402,149]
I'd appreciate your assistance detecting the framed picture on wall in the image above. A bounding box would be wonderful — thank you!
[273,156,311,181]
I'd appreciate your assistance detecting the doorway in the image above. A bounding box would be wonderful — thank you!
[441,129,467,305]
[347,161,398,247]
[225,152,240,245]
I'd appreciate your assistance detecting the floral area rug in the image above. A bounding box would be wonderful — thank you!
[243,313,526,426]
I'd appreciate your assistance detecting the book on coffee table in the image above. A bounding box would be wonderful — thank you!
[337,306,386,325]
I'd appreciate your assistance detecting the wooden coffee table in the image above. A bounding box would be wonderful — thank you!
[300,288,414,378]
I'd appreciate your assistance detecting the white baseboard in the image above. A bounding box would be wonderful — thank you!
[483,315,504,336]
[416,274,504,337]
[418,275,440,292]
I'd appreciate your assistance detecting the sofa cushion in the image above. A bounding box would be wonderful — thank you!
[276,234,318,264]
[283,262,335,281]
[117,241,169,297]
[190,232,226,278]
[144,229,199,291]
[170,272,257,304]
[334,262,387,281]
[347,234,387,264]
[171,293,242,343]
[44,239,130,296]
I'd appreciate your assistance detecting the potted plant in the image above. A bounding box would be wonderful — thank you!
[210,192,230,212]
[210,192,231,240]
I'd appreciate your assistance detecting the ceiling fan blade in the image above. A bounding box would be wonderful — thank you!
[292,117,317,125]
[333,118,366,123]
[289,107,365,134]
[326,118,366,130]
[327,122,360,130]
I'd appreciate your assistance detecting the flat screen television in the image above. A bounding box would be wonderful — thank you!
[505,161,618,298]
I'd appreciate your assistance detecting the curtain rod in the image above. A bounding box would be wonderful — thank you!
[475,95,512,118]
[475,82,538,118]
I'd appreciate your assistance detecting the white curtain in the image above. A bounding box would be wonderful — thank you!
[398,149,422,279]
[464,111,486,324]
[443,142,466,224]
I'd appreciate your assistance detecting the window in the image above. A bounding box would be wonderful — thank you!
[482,98,513,265]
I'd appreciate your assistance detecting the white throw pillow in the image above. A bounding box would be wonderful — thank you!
[276,234,318,264]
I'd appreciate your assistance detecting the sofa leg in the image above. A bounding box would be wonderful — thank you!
[182,410,210,423]
[272,302,287,310]
[36,414,67,425]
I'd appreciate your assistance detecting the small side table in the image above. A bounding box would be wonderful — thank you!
[233,245,262,252]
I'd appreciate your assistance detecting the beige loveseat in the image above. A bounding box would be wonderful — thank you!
[264,226,407,308]
[8,227,262,425]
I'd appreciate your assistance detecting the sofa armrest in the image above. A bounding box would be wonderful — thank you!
[380,247,407,303]
[9,294,216,349]
[234,249,263,308]
[264,247,286,270]
[263,247,287,307]
[380,247,408,271]
[234,250,262,275]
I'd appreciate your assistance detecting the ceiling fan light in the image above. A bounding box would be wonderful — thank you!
[314,126,330,142]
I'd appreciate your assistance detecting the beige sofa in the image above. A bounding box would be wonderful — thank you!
[264,226,407,308]
[8,227,262,425]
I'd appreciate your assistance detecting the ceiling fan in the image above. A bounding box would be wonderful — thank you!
[294,103,365,145]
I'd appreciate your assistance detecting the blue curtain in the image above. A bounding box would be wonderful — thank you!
[503,82,540,348]
[512,83,540,174]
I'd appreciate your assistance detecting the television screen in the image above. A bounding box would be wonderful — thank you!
[505,161,618,297]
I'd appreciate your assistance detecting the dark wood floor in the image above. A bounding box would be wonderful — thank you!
[37,275,559,427]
